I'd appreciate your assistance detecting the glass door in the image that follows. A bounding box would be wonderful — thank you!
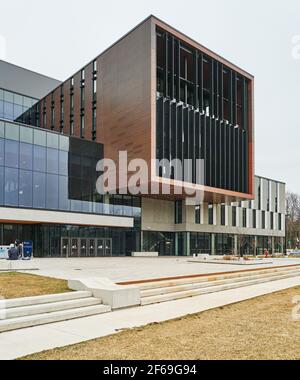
[61,237,70,257]
[105,239,112,256]
[88,239,95,257]
[80,239,87,257]
[97,239,105,257]
[70,238,79,257]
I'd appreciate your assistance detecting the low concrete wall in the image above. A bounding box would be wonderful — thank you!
[68,278,140,310]
[131,252,159,257]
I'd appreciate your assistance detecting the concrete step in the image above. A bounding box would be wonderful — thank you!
[3,297,102,319]
[140,268,300,297]
[138,265,300,291]
[1,291,93,309]
[140,270,300,305]
[0,304,112,333]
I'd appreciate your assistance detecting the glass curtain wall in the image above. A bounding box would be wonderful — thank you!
[0,89,38,122]
[156,27,250,193]
[0,120,141,218]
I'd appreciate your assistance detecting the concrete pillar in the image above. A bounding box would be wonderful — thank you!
[175,233,179,256]
[186,232,191,256]
[271,236,275,254]
[211,233,215,255]
[140,231,144,252]
[234,235,238,256]
[254,236,257,256]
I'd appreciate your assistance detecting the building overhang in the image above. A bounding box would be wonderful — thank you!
[0,207,134,228]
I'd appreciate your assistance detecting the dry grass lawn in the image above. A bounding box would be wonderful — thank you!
[0,272,70,299]
[21,286,300,360]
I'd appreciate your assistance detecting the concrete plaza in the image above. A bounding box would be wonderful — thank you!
[21,257,300,282]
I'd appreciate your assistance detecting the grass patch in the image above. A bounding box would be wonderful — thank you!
[21,286,300,360]
[0,272,70,299]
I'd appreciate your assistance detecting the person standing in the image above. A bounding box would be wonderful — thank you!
[8,244,19,260]
[15,240,23,259]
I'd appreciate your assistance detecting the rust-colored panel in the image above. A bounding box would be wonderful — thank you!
[63,80,70,135]
[84,62,93,141]
[53,87,61,133]
[248,78,255,198]
[73,71,82,138]
[98,18,153,188]
[45,93,52,131]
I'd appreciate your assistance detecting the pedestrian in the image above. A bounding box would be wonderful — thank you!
[7,244,19,261]
[17,241,23,259]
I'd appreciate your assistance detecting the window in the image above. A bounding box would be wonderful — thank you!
[221,205,226,226]
[93,63,97,101]
[195,205,201,224]
[70,120,74,136]
[270,212,274,230]
[232,206,237,227]
[223,69,230,121]
[253,209,256,228]
[266,180,270,211]
[93,60,97,73]
[70,93,74,112]
[262,211,265,229]
[275,183,278,213]
[243,208,247,228]
[80,114,85,138]
[51,107,55,129]
[203,58,211,91]
[208,204,214,225]
[80,86,85,109]
[278,214,282,231]
[60,89,64,130]
[258,182,261,210]
[156,31,165,70]
[175,200,183,224]
[92,108,96,140]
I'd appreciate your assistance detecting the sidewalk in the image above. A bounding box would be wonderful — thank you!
[1,276,300,360]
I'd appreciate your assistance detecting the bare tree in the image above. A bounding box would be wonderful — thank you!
[286,192,300,249]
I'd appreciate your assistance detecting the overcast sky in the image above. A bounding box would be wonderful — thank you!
[1,0,300,193]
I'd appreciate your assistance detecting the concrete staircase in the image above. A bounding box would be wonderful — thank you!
[139,265,300,305]
[0,291,111,332]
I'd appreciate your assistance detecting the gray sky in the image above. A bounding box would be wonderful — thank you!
[1,0,300,193]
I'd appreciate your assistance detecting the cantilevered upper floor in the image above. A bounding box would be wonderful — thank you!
[17,15,254,203]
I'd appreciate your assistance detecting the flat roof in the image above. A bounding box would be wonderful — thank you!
[255,174,286,185]
[0,60,61,99]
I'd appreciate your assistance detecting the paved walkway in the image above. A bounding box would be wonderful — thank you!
[20,257,300,282]
[1,276,300,360]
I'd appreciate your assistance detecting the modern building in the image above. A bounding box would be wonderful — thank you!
[0,16,285,257]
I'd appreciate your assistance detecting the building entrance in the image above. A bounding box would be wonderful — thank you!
[61,237,112,257]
